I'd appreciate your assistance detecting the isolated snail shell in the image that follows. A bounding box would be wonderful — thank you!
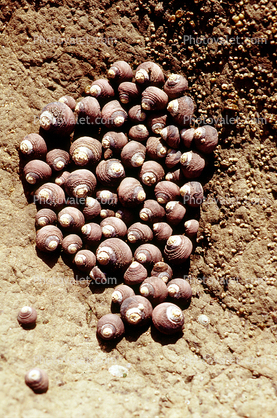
[180,181,204,207]
[102,131,128,153]
[152,222,173,243]
[20,133,47,158]
[96,189,118,206]
[180,127,195,148]
[23,160,52,185]
[184,219,199,236]
[120,141,146,168]
[97,314,125,340]
[160,125,180,149]
[117,177,146,208]
[17,306,37,326]
[62,234,83,254]
[25,368,49,393]
[120,295,153,326]
[101,100,128,128]
[39,101,75,136]
[70,136,102,166]
[165,168,184,183]
[58,95,76,110]
[55,170,70,187]
[96,238,132,271]
[46,149,70,171]
[123,261,148,286]
[75,97,101,125]
[128,105,147,123]
[146,137,167,160]
[100,217,127,238]
[139,277,168,305]
[164,74,188,99]
[65,169,97,198]
[58,207,85,231]
[147,112,168,135]
[74,249,96,272]
[100,209,115,219]
[83,197,101,220]
[165,148,182,169]
[89,265,108,282]
[180,151,205,179]
[127,222,153,244]
[115,207,135,226]
[112,284,135,305]
[128,124,149,142]
[135,61,164,86]
[164,235,193,265]
[107,60,133,83]
[118,82,141,104]
[194,125,218,154]
[154,181,180,204]
[141,87,168,111]
[152,302,184,335]
[139,161,165,186]
[151,261,173,284]
[34,183,65,209]
[96,159,125,187]
[35,208,57,228]
[81,222,102,245]
[167,278,192,302]
[36,225,63,252]
[165,201,186,226]
[139,199,165,223]
[134,243,163,266]
[167,96,195,127]
[88,78,115,99]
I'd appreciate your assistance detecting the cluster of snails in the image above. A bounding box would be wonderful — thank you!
[20,60,218,348]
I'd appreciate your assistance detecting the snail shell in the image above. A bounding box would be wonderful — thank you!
[46,149,70,171]
[112,284,135,305]
[164,74,188,99]
[139,161,165,186]
[153,222,173,243]
[35,208,57,228]
[58,95,76,110]
[146,137,167,160]
[96,189,118,206]
[117,177,146,208]
[118,82,141,104]
[160,125,180,149]
[139,199,165,223]
[128,105,147,123]
[17,306,37,325]
[120,295,153,326]
[194,125,218,154]
[100,209,115,219]
[141,87,168,111]
[165,148,182,169]
[151,261,173,284]
[89,265,107,281]
[81,222,102,244]
[102,131,128,152]
[180,181,204,207]
[62,234,83,254]
[20,133,47,158]
[135,61,164,86]
[115,207,135,226]
[184,219,199,236]
[165,168,184,183]
[123,261,148,286]
[58,207,85,231]
[83,197,101,220]
[88,78,115,99]
[152,302,184,335]
[180,127,195,148]
[96,159,125,187]
[147,112,168,135]
[167,96,195,127]
[34,183,65,210]
[154,181,180,205]
[107,60,133,83]
[70,136,102,166]
[167,278,192,302]
[139,277,168,305]
[164,235,193,265]
[39,101,75,136]
[96,238,132,271]
[134,243,163,266]
[100,217,127,238]
[101,100,128,128]
[180,151,205,179]
[74,249,96,272]
[36,225,63,252]
[97,314,125,340]
[127,222,153,244]
[165,201,186,226]
[25,368,49,393]
[128,124,149,142]
[23,160,52,185]
[120,141,146,168]
[65,169,97,198]
[55,171,70,187]
[75,97,101,125]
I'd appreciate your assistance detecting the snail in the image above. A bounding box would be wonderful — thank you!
[69,136,102,166]
[36,225,63,252]
[127,222,153,244]
[151,261,173,284]
[141,87,168,111]
[128,105,147,123]
[152,302,184,335]
[165,201,186,226]
[23,160,52,185]
[20,133,47,159]
[101,100,128,128]
[25,368,49,393]
[184,219,199,236]
[100,217,127,238]
[139,161,165,186]
[147,111,168,135]
[165,148,182,169]
[134,243,163,267]
[83,197,101,220]
[111,284,135,305]
[167,278,192,302]
[96,189,118,206]
[75,97,101,125]
[17,306,37,326]
[100,209,115,219]
[160,125,180,149]
[96,159,125,187]
[167,96,195,127]
[55,171,70,187]
[35,208,57,228]
[81,222,102,245]
[146,137,167,160]
[107,60,133,83]
[163,74,188,99]
[39,101,75,136]
[135,61,164,86]
[120,141,146,168]
[115,207,135,226]
[96,238,132,271]
[97,314,125,340]
[89,265,108,282]
[102,131,128,153]
[74,249,96,272]
[164,235,193,265]
[117,177,146,207]
[180,181,204,207]
[58,207,85,231]
[123,261,148,286]
[139,277,168,305]
[65,169,97,199]
[62,234,83,254]
[139,199,165,223]
[165,168,184,183]
[152,222,173,243]
[58,95,76,110]
[180,127,195,148]
[118,82,141,104]
[46,149,70,171]
[154,181,180,204]
[120,295,153,326]
[34,183,65,209]
[128,124,149,142]
[193,125,218,154]
[180,151,205,179]
[88,78,115,99]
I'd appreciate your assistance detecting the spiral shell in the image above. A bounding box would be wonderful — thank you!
[165,201,186,226]
[107,60,133,83]
[46,149,70,171]
[139,199,165,223]
[180,151,205,179]
[23,160,52,185]
[35,208,57,228]
[58,207,85,231]
[152,302,184,335]
[100,209,115,219]
[81,222,102,245]
[165,168,184,183]
[34,183,65,209]
[151,261,173,284]
[101,100,128,128]
[139,161,165,186]
[117,177,146,208]
[120,295,153,326]
[123,261,148,286]
[154,181,180,205]
[96,189,118,206]
[167,278,192,302]
[97,314,125,340]
[127,222,153,244]
[58,95,76,110]
[75,97,101,125]
[180,127,195,148]
[164,235,193,265]
[115,207,135,226]
[25,368,49,393]
[139,277,168,305]
[164,74,188,99]
[17,306,37,326]
[88,78,115,99]
[165,148,182,169]
[160,125,180,149]
[120,141,146,168]
[74,249,96,272]
[65,169,97,198]
[118,82,141,104]
[62,234,83,254]
[100,217,127,238]
[167,96,195,127]
[96,238,132,271]
[180,181,204,207]
[128,105,147,123]
[147,112,168,135]
[70,136,102,166]
[194,125,218,154]
[135,61,164,86]
[39,101,75,136]
[20,133,47,158]
[89,266,108,282]
[36,225,63,252]
[141,87,168,111]
[55,171,70,187]
[184,219,199,236]
[83,197,101,220]
[111,284,135,305]
[152,222,173,243]
[134,243,163,266]
[96,159,125,187]
[146,137,167,160]
[102,131,128,153]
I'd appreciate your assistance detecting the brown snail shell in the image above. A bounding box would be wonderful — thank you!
[96,189,118,206]
[180,181,204,207]
[100,217,127,238]
[46,149,70,171]
[165,201,186,226]
[118,82,141,104]
[89,265,108,282]
[128,124,149,142]
[58,207,85,231]
[135,61,164,86]
[152,302,184,335]
[55,170,70,187]
[35,208,57,228]
[146,137,167,160]
[101,100,128,128]
[120,295,153,326]
[96,238,132,271]
[83,197,101,220]
[165,148,182,169]
[117,177,146,208]
[163,74,188,99]
[65,169,97,198]
[20,133,47,158]
[160,125,180,149]
[97,314,125,340]
[58,95,76,110]
[134,243,163,266]
[96,159,125,187]
[39,101,75,136]
[107,60,133,83]
[74,249,96,272]
[139,199,165,223]
[167,96,195,127]
[151,261,173,284]
[152,222,173,243]
[141,87,168,111]
[23,160,52,185]
[36,225,63,252]
[165,168,184,183]
[100,209,115,219]
[17,306,37,325]
[34,183,65,210]
[81,222,102,245]
[112,284,135,305]
[69,136,102,166]
[75,97,101,125]
[102,131,128,153]
[154,181,180,205]
[88,78,115,99]
[164,235,193,265]
[120,141,146,168]
[62,234,83,254]
[115,207,135,226]
[127,222,153,244]
[25,368,49,393]
[184,219,199,236]
[123,261,148,286]
[128,105,147,123]
[180,127,195,148]
[167,278,192,302]
[140,277,168,305]
[147,112,168,135]
[194,125,218,154]
[180,151,205,179]
[139,161,165,186]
